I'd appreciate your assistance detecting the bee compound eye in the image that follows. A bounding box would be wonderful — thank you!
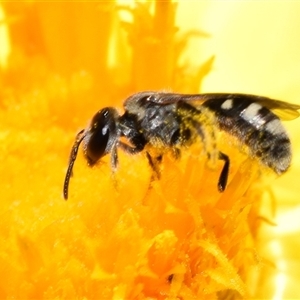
[84,108,118,165]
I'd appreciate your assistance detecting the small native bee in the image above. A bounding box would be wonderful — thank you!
[63,91,300,199]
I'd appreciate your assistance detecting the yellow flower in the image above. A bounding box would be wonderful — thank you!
[0,1,299,299]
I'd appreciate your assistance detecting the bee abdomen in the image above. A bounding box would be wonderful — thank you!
[248,128,291,174]
[203,98,292,174]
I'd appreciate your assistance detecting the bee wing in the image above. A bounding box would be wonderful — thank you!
[253,97,300,120]
[150,92,300,121]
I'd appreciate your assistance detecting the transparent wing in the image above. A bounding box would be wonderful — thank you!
[146,92,300,121]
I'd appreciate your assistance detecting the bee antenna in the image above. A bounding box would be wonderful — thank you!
[63,129,86,200]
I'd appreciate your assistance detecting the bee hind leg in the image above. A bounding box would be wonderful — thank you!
[218,152,230,192]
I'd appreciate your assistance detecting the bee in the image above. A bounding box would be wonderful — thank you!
[63,91,300,199]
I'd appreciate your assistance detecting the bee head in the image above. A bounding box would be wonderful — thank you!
[83,107,119,165]
[63,107,119,200]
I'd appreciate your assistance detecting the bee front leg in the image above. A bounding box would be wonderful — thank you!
[110,144,119,170]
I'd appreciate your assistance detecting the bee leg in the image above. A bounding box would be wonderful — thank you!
[118,141,145,155]
[146,152,162,180]
[172,147,181,160]
[218,152,230,192]
[113,140,144,179]
[110,144,119,170]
